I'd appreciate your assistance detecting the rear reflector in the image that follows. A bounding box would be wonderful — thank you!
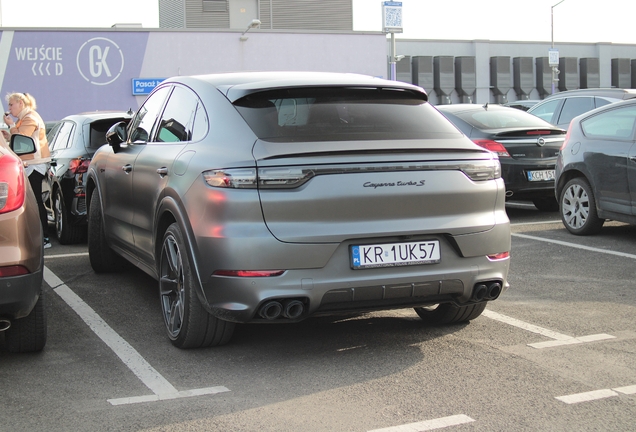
[487,251,510,261]
[0,265,30,277]
[213,270,285,277]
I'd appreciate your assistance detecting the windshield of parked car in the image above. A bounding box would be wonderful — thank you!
[451,108,555,130]
[233,87,461,142]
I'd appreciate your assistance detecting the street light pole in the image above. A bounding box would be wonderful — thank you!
[551,0,565,94]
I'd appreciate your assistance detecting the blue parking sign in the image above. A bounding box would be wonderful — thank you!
[132,78,165,96]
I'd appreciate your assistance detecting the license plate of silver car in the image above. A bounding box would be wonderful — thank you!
[527,169,555,181]
[350,240,441,269]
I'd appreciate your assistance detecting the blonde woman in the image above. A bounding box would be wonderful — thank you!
[3,92,52,248]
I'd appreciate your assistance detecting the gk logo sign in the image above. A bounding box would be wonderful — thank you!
[76,37,124,86]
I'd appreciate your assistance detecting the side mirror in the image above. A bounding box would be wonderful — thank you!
[106,121,128,153]
[10,134,37,156]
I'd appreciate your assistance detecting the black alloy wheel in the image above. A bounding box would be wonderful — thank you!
[414,302,487,324]
[54,188,85,244]
[159,223,234,349]
[87,192,127,272]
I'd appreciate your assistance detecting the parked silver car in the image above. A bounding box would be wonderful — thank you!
[87,72,511,348]
[528,88,636,129]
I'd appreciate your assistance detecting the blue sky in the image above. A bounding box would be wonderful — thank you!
[2,0,635,44]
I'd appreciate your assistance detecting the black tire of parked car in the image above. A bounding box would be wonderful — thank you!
[54,188,85,244]
[413,302,487,324]
[159,223,235,349]
[532,196,560,212]
[5,291,47,353]
[559,177,605,236]
[88,192,129,272]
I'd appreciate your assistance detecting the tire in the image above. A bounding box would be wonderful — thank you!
[532,196,559,212]
[5,292,47,353]
[414,302,487,325]
[88,191,127,272]
[54,188,85,244]
[159,223,235,349]
[560,177,604,236]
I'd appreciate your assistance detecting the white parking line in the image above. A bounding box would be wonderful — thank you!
[510,220,561,226]
[44,252,90,259]
[43,266,230,406]
[482,310,615,349]
[367,414,475,432]
[556,385,636,404]
[556,389,618,404]
[511,233,636,260]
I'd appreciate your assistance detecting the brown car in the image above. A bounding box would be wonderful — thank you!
[0,134,47,352]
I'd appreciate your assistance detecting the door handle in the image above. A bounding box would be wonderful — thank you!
[157,167,168,177]
[122,164,132,173]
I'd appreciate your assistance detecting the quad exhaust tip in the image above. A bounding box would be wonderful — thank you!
[0,319,11,332]
[471,281,502,302]
[258,299,306,320]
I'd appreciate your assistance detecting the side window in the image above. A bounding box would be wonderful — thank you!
[128,86,171,143]
[594,97,613,109]
[529,99,560,122]
[581,106,636,140]
[46,122,62,143]
[557,97,594,125]
[192,101,208,142]
[156,86,199,143]
[49,121,74,151]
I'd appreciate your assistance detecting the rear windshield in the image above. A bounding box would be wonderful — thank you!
[451,108,554,130]
[233,88,460,142]
[88,118,129,149]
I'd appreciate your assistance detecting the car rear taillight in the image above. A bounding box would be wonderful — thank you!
[68,158,91,174]
[0,152,26,214]
[472,139,511,158]
[203,168,314,189]
[525,130,553,135]
[487,251,510,261]
[203,168,257,189]
[0,265,30,277]
[560,126,571,151]
[213,270,285,277]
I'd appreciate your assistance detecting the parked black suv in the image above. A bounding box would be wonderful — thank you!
[46,111,132,244]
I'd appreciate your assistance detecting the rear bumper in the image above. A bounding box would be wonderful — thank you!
[501,160,556,199]
[199,237,510,323]
[0,270,43,319]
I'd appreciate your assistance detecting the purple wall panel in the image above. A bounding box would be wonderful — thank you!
[1,31,148,121]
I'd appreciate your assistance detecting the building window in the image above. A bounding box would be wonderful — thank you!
[203,0,227,12]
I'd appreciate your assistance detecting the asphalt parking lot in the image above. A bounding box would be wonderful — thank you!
[2,202,635,432]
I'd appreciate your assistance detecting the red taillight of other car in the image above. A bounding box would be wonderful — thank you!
[0,265,30,277]
[0,152,26,214]
[471,139,511,158]
[560,126,572,151]
[213,270,285,277]
[68,158,91,175]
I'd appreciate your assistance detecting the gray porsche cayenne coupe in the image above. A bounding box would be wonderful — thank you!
[87,72,511,348]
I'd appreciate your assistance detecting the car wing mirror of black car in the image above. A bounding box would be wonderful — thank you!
[130,127,149,144]
[9,134,37,156]
[106,121,128,153]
